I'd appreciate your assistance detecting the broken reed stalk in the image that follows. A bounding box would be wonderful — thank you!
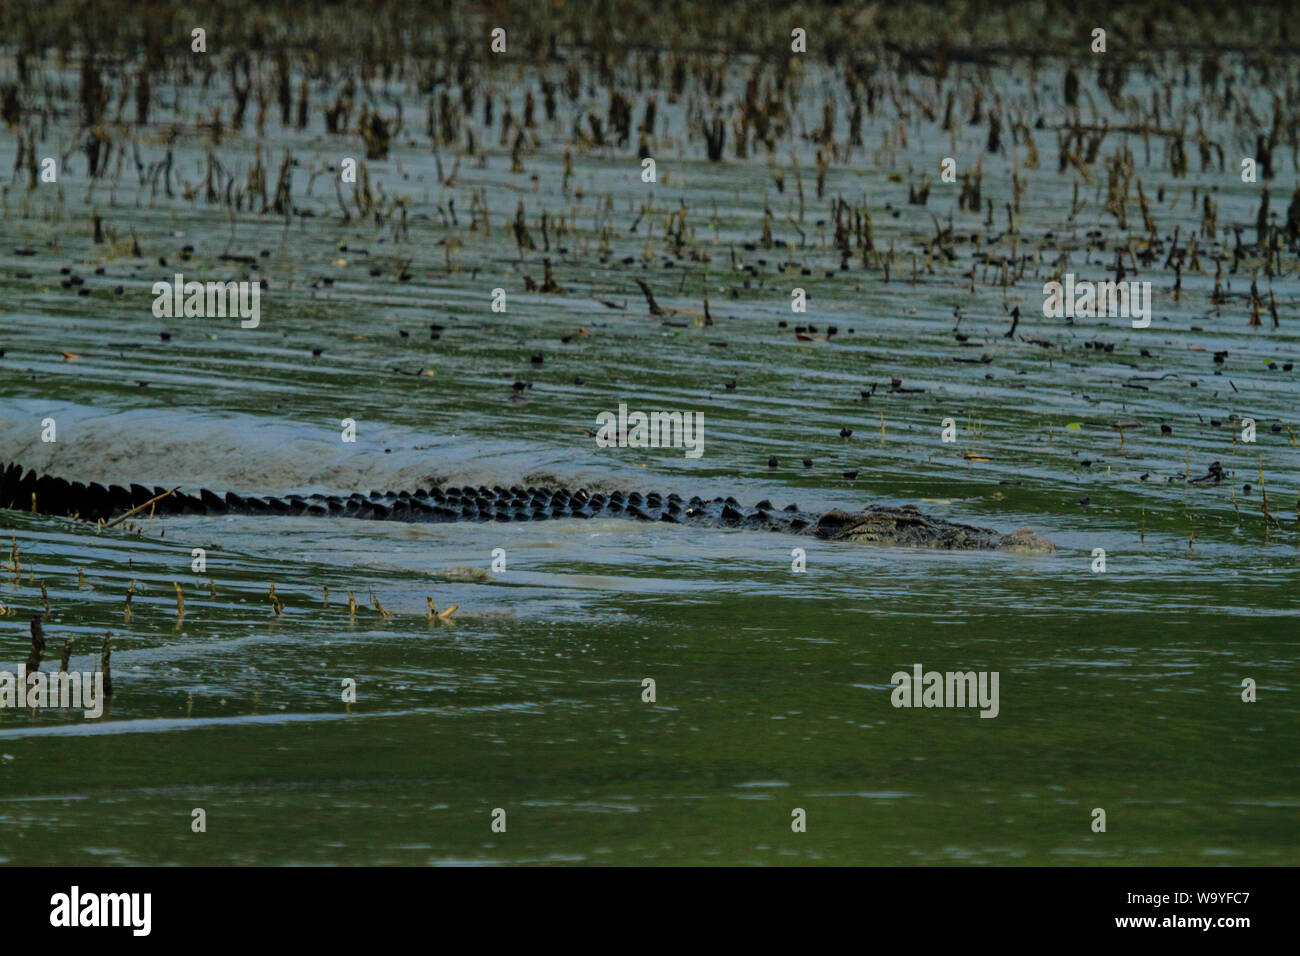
[26,616,45,674]
[104,487,179,528]
[1257,456,1277,540]
[100,634,112,697]
[59,638,73,673]
[426,597,458,621]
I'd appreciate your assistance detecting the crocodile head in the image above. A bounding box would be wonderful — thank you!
[813,506,940,545]
[814,506,1055,553]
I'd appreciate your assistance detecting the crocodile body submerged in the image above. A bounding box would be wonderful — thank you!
[0,463,1054,552]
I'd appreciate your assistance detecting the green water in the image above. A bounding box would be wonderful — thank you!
[0,42,1297,864]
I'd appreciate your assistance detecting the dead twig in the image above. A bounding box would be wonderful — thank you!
[105,487,179,528]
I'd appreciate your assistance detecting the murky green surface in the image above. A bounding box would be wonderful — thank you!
[0,45,1297,864]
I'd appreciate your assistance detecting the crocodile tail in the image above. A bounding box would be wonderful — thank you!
[0,464,448,523]
[0,462,227,522]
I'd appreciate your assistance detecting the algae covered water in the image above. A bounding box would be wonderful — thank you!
[0,1,1297,865]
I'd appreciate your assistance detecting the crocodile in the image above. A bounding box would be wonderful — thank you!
[0,463,1054,552]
